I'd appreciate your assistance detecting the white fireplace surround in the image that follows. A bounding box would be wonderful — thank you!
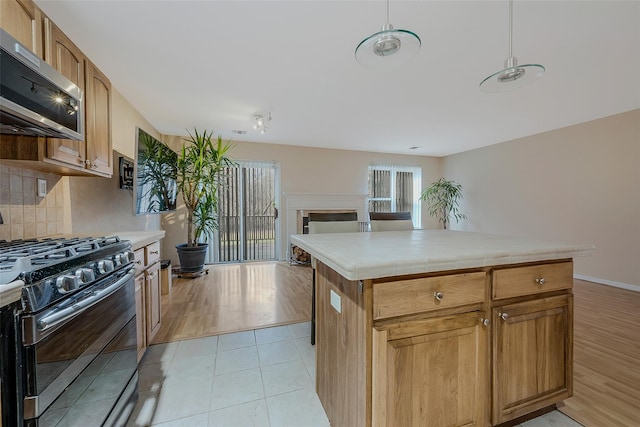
[282,192,368,259]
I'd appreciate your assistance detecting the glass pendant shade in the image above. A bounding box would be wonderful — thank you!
[355,0,420,69]
[479,0,544,92]
[355,24,421,69]
[479,56,545,92]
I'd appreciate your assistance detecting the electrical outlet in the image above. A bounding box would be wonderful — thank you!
[37,179,47,197]
[330,289,342,313]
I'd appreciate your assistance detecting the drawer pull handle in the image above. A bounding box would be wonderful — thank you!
[535,277,546,286]
[499,312,509,321]
[150,250,159,255]
[434,291,444,301]
[481,318,490,326]
[135,260,142,265]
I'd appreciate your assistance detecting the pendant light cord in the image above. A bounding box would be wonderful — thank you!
[386,0,390,25]
[508,0,513,57]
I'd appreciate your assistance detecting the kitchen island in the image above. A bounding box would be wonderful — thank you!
[291,230,593,427]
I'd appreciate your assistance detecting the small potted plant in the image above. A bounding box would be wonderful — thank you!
[420,177,467,229]
[175,129,234,273]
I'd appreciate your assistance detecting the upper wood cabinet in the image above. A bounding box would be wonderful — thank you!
[44,19,87,169]
[0,2,113,178]
[0,0,44,58]
[85,59,113,177]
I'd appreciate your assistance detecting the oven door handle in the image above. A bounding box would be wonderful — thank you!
[36,266,136,332]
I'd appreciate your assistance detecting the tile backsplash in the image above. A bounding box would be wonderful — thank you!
[0,164,67,241]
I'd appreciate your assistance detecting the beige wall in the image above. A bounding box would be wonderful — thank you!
[160,137,442,265]
[442,109,640,290]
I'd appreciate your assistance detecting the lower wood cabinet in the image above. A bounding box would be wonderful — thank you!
[145,261,162,343]
[492,294,573,424]
[133,241,162,362]
[372,311,489,427]
[135,274,147,363]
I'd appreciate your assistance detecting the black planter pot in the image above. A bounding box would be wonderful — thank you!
[175,243,208,273]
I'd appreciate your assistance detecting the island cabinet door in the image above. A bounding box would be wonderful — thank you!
[492,294,573,424]
[372,311,490,427]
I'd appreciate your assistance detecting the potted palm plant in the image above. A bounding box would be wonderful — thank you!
[420,177,467,229]
[175,129,234,273]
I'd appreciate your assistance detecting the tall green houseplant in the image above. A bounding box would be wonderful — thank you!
[175,129,234,272]
[420,178,467,230]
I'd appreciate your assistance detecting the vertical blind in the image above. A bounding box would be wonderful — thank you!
[368,164,422,228]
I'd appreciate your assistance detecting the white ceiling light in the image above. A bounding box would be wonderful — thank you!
[253,113,271,135]
[480,0,544,92]
[355,0,420,69]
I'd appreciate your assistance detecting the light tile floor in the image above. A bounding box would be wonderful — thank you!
[126,321,583,427]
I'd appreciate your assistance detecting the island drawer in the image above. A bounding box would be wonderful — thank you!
[492,261,573,300]
[373,271,486,320]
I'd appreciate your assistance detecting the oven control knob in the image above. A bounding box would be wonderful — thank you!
[75,268,95,284]
[56,275,80,293]
[113,255,122,267]
[97,259,115,274]
[114,252,133,266]
[122,251,134,263]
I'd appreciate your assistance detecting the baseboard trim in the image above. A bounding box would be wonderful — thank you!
[574,274,640,293]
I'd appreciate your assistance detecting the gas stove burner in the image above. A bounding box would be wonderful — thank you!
[0,236,135,314]
[0,236,128,286]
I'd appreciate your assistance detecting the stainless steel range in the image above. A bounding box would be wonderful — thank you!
[0,236,138,427]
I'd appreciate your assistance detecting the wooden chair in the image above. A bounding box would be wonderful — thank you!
[369,211,414,232]
[368,211,412,220]
[308,213,359,345]
[370,219,414,231]
[308,212,357,222]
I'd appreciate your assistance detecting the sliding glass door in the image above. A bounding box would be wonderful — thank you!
[208,161,279,263]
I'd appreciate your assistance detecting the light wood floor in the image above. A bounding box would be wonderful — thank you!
[558,279,640,427]
[151,261,312,344]
[150,266,639,426]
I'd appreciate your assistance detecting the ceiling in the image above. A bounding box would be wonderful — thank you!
[35,1,640,157]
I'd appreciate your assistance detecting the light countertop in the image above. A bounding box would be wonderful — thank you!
[291,230,594,281]
[110,230,166,250]
[0,280,24,308]
[49,230,166,251]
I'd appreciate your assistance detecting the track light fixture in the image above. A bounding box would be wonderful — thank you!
[253,113,271,134]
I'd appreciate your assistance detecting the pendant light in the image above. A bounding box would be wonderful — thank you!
[355,0,421,69]
[479,0,544,92]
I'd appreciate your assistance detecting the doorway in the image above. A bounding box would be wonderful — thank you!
[208,161,280,263]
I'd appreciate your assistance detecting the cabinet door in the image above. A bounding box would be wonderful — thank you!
[45,19,87,169]
[372,311,489,427]
[492,294,573,424]
[85,60,112,177]
[145,262,162,343]
[0,0,43,58]
[135,274,147,362]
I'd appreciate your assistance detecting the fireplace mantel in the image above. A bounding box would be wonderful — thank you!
[282,192,368,259]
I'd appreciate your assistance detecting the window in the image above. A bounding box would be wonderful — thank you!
[368,165,422,228]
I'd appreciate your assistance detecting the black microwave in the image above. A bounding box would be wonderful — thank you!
[0,28,84,140]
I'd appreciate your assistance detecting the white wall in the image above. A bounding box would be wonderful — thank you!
[442,109,640,290]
